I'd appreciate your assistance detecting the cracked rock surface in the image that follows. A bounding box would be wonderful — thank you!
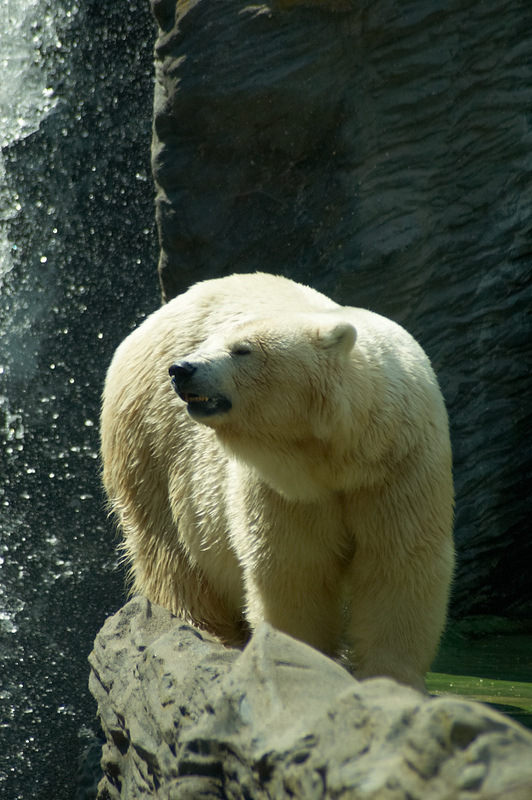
[89,597,532,799]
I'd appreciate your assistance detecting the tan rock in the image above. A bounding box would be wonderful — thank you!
[89,598,532,799]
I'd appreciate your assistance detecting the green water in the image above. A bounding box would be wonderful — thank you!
[427,617,532,729]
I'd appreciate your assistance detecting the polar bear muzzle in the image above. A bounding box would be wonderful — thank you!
[168,362,232,417]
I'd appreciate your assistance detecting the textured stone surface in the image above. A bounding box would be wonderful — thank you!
[149,0,531,619]
[89,598,532,799]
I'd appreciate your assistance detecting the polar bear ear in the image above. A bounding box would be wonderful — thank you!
[316,321,356,354]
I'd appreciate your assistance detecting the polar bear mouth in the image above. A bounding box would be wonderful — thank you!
[178,392,232,417]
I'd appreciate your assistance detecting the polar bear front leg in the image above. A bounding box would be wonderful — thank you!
[226,471,347,656]
[345,489,454,691]
[241,557,345,656]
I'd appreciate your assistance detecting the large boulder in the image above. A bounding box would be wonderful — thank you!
[89,597,532,799]
[149,0,531,619]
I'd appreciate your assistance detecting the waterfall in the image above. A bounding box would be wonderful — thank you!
[1,0,61,282]
[0,1,158,797]
[0,0,63,666]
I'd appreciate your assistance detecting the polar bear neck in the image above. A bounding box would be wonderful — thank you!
[217,430,386,502]
[229,437,334,501]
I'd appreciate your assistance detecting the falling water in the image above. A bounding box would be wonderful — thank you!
[0,1,158,797]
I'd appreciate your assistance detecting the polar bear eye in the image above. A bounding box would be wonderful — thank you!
[231,345,252,356]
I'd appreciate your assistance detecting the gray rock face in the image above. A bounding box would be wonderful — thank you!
[89,597,532,799]
[149,0,531,619]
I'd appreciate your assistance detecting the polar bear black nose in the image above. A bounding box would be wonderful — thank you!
[169,361,196,385]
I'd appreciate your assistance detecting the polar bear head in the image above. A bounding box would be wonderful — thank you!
[169,314,356,445]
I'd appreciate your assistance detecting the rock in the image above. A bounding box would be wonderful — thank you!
[149,0,531,620]
[89,598,532,799]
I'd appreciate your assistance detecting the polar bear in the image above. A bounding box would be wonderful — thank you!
[101,273,454,690]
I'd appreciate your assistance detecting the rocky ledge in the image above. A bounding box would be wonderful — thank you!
[89,597,532,799]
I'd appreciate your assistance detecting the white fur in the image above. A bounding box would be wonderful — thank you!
[101,273,454,689]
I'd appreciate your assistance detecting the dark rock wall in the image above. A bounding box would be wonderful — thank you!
[151,0,531,618]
